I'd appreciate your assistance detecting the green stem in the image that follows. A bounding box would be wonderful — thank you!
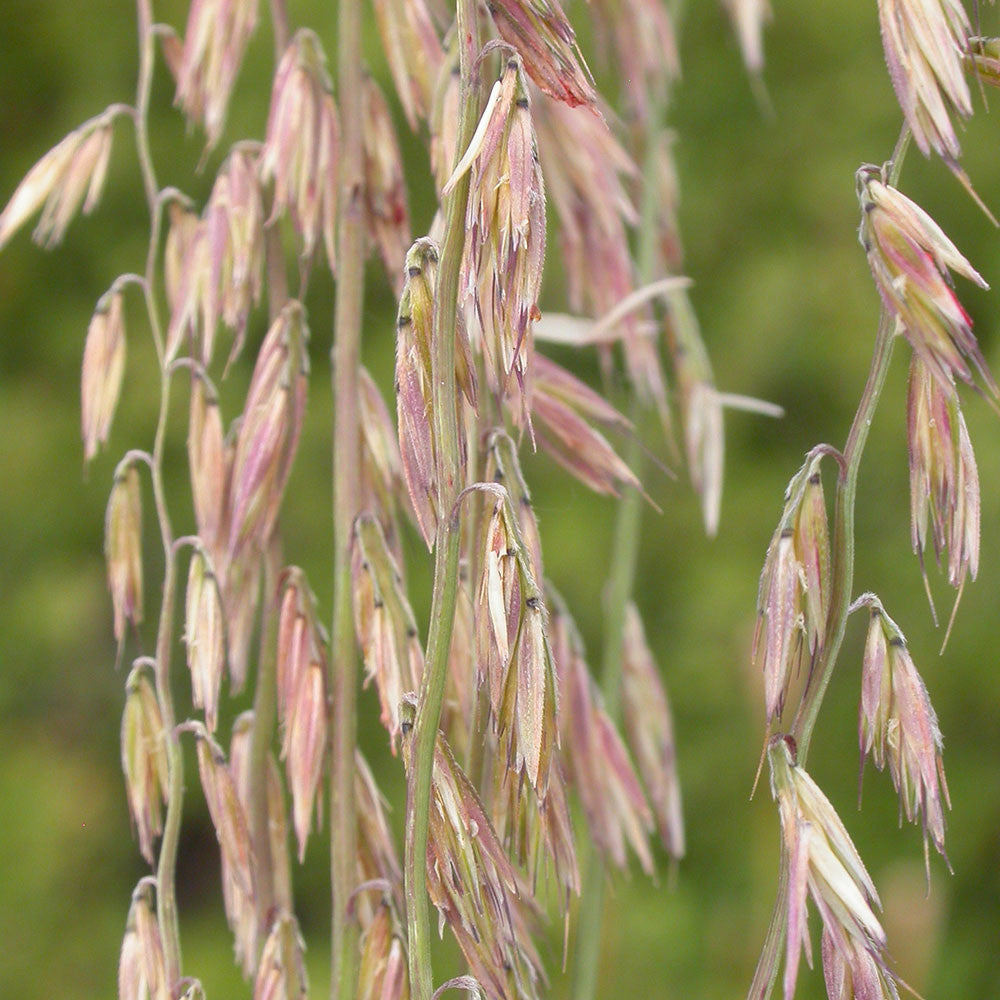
[791,317,895,758]
[404,4,482,998]
[571,81,666,1000]
[330,0,365,996]
[134,1,183,987]
[571,428,643,1000]
[747,125,909,1000]
[791,126,909,762]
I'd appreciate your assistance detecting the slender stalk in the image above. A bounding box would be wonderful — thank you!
[791,316,895,758]
[134,1,185,987]
[330,0,365,996]
[571,83,666,1000]
[747,126,910,1000]
[404,4,482,998]
[571,428,643,1000]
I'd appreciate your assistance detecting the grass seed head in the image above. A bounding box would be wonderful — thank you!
[204,147,265,364]
[362,75,412,293]
[550,600,654,873]
[372,0,444,130]
[753,454,831,723]
[187,376,230,564]
[353,516,424,748]
[859,604,950,871]
[487,0,598,109]
[260,29,339,268]
[82,288,126,463]
[452,58,545,424]
[907,357,980,590]
[821,924,900,1000]
[230,712,294,916]
[254,914,308,1000]
[878,0,972,161]
[621,603,685,860]
[402,719,543,1000]
[588,0,680,122]
[106,464,144,643]
[184,549,226,732]
[529,354,640,497]
[192,724,258,973]
[358,902,410,1000]
[228,302,309,561]
[859,171,995,398]
[274,569,329,861]
[121,665,169,866]
[768,736,889,1000]
[0,109,116,251]
[120,878,169,1000]
[174,0,259,151]
[395,239,444,547]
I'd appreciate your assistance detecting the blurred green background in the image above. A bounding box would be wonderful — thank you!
[1,1,998,997]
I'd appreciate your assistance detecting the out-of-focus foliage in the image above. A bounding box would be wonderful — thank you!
[0,1,998,998]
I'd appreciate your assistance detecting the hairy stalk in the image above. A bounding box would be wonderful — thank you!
[330,0,365,996]
[133,0,184,986]
[572,87,665,998]
[748,126,910,1000]
[404,3,482,998]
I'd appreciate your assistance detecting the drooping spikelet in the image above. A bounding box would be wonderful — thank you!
[753,454,831,722]
[858,600,951,872]
[260,30,340,269]
[275,568,329,861]
[400,696,544,1000]
[173,0,259,151]
[82,286,127,463]
[621,603,685,860]
[768,736,897,1000]
[447,57,546,422]
[486,0,598,109]
[0,108,118,250]
[877,0,972,162]
[121,663,169,865]
[858,169,994,398]
[907,356,980,591]
[106,462,145,643]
